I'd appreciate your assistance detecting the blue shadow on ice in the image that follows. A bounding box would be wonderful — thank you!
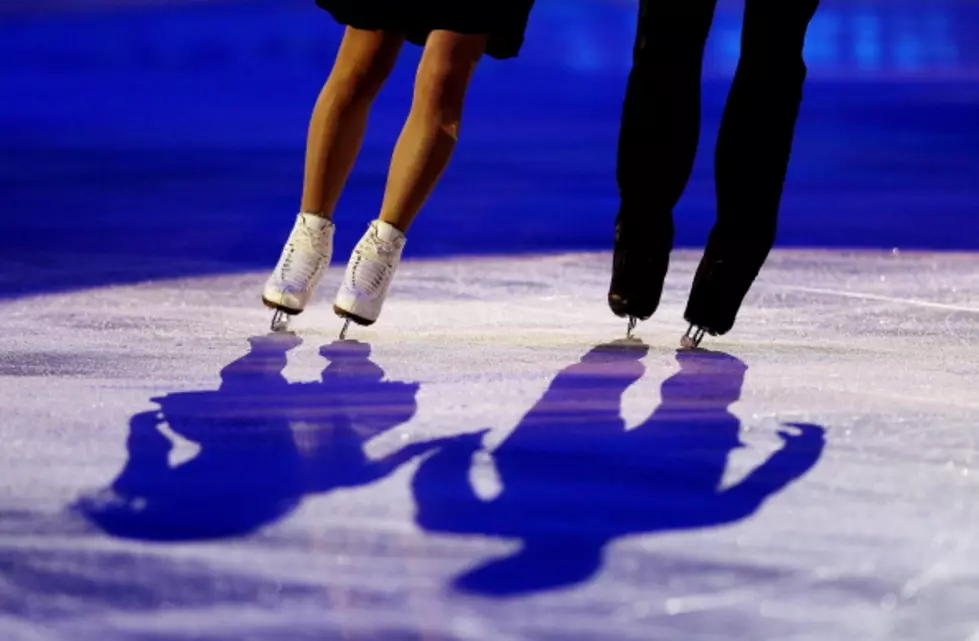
[74,333,449,541]
[412,344,826,596]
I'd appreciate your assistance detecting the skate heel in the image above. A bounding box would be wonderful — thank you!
[680,324,708,349]
[626,316,638,340]
[270,309,291,333]
[262,297,303,332]
[333,304,375,340]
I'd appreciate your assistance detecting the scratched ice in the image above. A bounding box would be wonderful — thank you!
[0,250,978,641]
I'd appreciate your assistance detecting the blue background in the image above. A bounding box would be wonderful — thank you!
[2,0,977,298]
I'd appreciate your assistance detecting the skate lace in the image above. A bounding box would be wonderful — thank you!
[349,231,401,297]
[279,223,330,289]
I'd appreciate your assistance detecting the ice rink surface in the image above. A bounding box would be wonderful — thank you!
[3,0,979,638]
[1,250,978,641]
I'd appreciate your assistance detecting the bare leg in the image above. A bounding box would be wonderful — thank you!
[377,31,489,233]
[300,27,405,216]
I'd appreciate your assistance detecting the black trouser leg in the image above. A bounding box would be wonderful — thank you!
[685,0,819,335]
[610,0,718,319]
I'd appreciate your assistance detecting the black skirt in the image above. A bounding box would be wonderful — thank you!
[315,0,534,60]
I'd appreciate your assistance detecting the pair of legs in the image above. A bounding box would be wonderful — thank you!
[262,27,488,332]
[301,27,488,232]
[611,0,819,339]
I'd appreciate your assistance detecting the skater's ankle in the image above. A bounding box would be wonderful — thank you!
[375,216,409,237]
[296,212,335,233]
[299,211,332,221]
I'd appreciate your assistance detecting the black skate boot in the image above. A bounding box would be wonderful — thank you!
[682,249,766,349]
[608,214,672,338]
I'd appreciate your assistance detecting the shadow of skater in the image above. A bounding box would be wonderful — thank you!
[412,342,826,596]
[75,333,445,541]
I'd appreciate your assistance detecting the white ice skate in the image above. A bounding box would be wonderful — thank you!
[262,213,335,331]
[333,219,406,338]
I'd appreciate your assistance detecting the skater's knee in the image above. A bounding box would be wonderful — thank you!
[740,40,807,70]
[328,29,403,104]
[633,3,714,61]
[734,46,808,91]
[413,32,487,133]
[329,57,398,104]
[738,24,808,68]
[739,2,817,67]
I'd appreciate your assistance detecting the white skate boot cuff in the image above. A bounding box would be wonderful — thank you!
[374,220,405,243]
[298,212,335,232]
